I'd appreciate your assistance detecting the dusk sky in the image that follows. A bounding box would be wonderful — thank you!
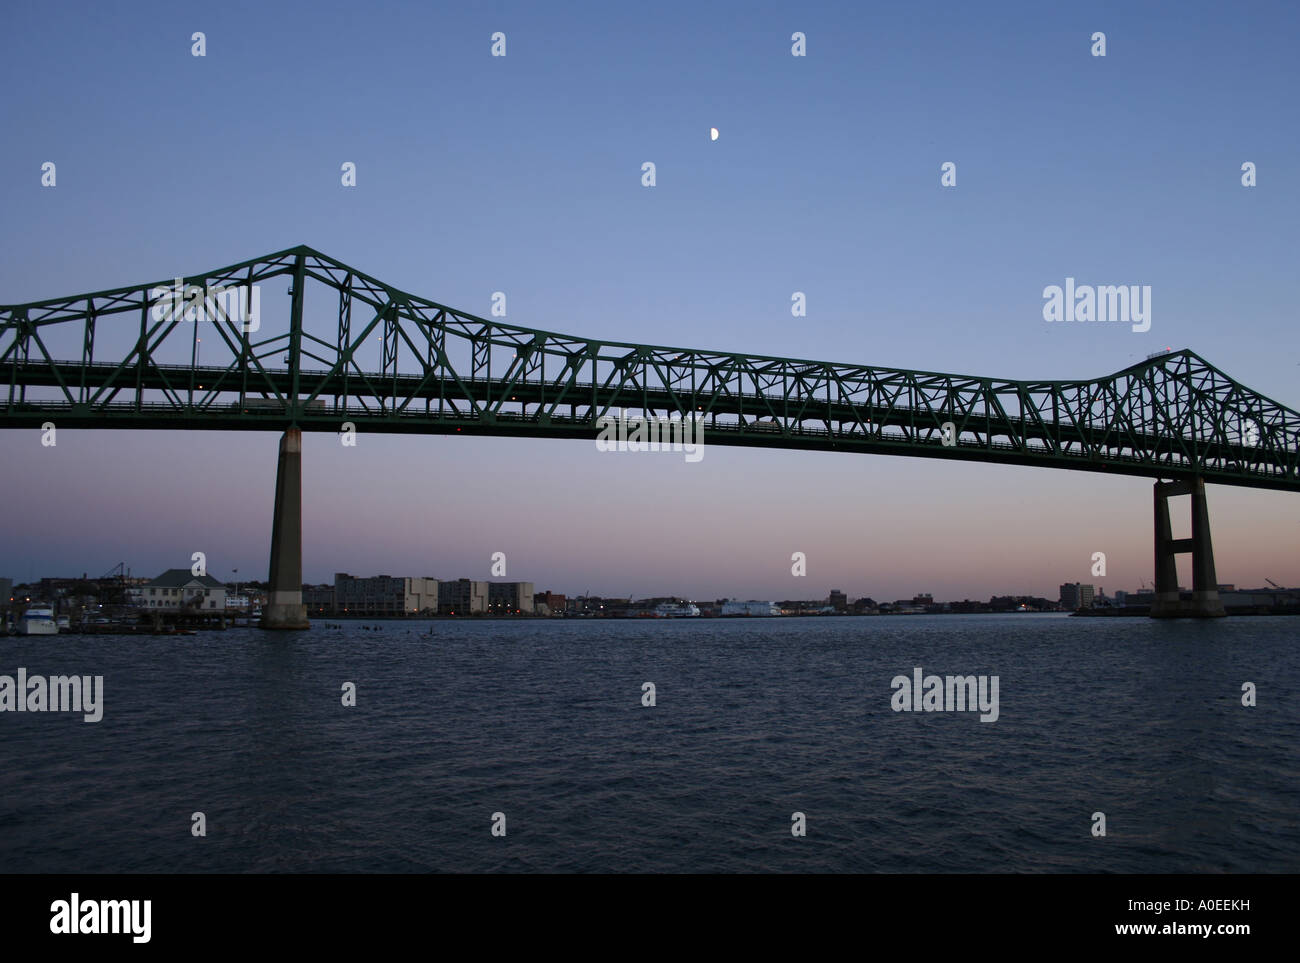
[1,0,1297,601]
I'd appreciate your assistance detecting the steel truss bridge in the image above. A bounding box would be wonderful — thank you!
[3,246,1297,622]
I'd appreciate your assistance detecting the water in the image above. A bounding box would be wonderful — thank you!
[1,614,1297,873]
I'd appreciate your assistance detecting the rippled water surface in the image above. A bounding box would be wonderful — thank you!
[2,614,1297,872]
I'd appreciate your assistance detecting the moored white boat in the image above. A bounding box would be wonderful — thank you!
[651,601,701,618]
[20,606,58,635]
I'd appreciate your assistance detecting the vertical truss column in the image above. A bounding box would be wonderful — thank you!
[1151,477,1226,618]
[338,273,352,412]
[288,253,305,405]
[260,428,309,630]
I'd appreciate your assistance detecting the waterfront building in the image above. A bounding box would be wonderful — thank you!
[438,579,488,615]
[1059,583,1095,610]
[303,584,334,614]
[1220,587,1300,612]
[534,591,566,616]
[334,574,439,615]
[488,582,535,614]
[143,569,227,611]
[886,600,928,614]
[403,577,440,614]
[335,573,403,614]
[721,600,781,617]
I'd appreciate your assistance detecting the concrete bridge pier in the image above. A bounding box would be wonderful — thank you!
[1151,477,1225,619]
[260,428,310,630]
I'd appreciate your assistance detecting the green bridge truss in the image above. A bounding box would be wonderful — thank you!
[3,245,1298,492]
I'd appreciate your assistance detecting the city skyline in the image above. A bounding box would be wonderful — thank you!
[2,492,1291,606]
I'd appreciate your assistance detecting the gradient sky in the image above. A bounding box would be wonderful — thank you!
[2,0,1297,601]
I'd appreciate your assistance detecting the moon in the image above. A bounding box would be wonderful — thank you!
[710,127,718,141]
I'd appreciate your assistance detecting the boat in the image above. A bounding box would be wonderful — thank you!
[20,606,58,636]
[650,601,701,618]
[56,616,71,632]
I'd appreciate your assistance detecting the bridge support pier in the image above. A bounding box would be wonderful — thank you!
[260,428,310,630]
[1150,477,1225,619]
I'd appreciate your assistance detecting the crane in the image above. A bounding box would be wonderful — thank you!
[99,562,130,606]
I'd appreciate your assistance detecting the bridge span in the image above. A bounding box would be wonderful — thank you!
[5,246,1298,622]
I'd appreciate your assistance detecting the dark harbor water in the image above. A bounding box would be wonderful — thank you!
[1,614,1297,873]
